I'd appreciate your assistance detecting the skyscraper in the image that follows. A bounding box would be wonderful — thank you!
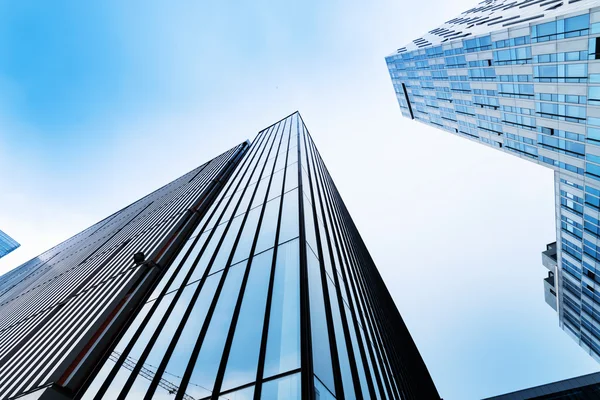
[386,0,600,364]
[0,230,19,259]
[0,112,439,400]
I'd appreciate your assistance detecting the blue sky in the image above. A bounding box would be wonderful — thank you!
[0,1,597,398]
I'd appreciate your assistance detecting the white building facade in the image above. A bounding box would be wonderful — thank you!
[386,0,600,363]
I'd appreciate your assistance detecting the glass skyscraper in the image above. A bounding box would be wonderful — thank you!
[0,230,19,259]
[0,113,439,400]
[386,0,600,364]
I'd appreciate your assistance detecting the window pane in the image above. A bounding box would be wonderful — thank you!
[307,245,335,394]
[184,264,246,399]
[232,207,261,264]
[261,373,301,400]
[255,198,280,254]
[263,239,301,378]
[219,386,254,400]
[279,189,299,244]
[221,250,273,391]
[152,272,222,400]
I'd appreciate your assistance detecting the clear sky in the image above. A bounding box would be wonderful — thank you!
[0,0,597,398]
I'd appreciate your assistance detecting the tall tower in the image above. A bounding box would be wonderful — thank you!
[386,0,600,363]
[0,113,439,400]
[0,230,19,259]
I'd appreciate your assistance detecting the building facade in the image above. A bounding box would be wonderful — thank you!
[0,113,439,400]
[386,0,600,364]
[0,230,19,259]
[485,371,600,399]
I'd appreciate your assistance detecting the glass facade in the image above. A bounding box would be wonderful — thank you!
[0,112,439,399]
[386,1,600,365]
[0,229,19,259]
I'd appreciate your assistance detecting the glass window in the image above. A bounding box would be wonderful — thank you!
[152,272,222,399]
[263,239,301,378]
[221,250,273,391]
[279,189,300,244]
[314,376,336,400]
[565,14,589,35]
[232,207,261,264]
[261,373,301,400]
[185,264,246,399]
[589,87,600,105]
[255,198,281,254]
[307,246,335,395]
[219,386,254,400]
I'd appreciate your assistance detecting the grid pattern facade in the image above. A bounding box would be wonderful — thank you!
[0,143,247,400]
[0,230,19,259]
[76,112,439,400]
[0,113,438,400]
[386,1,600,364]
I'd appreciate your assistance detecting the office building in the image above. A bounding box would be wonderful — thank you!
[0,112,439,400]
[485,371,600,399]
[0,230,19,259]
[386,0,600,363]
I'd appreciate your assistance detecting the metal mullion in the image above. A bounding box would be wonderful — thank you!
[329,198,400,399]
[317,192,387,399]
[90,142,257,399]
[298,122,345,399]
[254,118,295,400]
[292,114,315,400]
[172,120,288,400]
[313,145,399,399]
[301,126,365,400]
[213,117,292,399]
[334,221,394,399]
[318,190,380,399]
[146,119,283,400]
[251,130,299,393]
[115,129,277,400]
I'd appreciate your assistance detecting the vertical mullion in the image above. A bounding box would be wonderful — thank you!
[141,126,280,400]
[295,114,315,400]
[252,115,295,399]
[173,119,288,400]
[114,132,270,400]
[90,141,258,400]
[298,122,346,399]
[301,127,365,400]
[212,116,291,398]
[306,137,388,400]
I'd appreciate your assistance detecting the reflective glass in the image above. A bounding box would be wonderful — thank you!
[231,207,261,264]
[185,264,245,399]
[218,386,254,400]
[261,373,301,400]
[221,250,273,391]
[263,239,300,378]
[152,272,221,400]
[278,189,299,244]
[314,376,336,400]
[126,282,199,396]
[307,245,335,394]
[254,199,280,254]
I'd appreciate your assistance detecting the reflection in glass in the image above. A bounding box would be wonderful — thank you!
[307,246,336,395]
[125,282,199,396]
[218,385,254,400]
[151,272,222,400]
[261,373,300,400]
[314,376,336,400]
[231,207,261,264]
[254,199,279,255]
[263,239,300,378]
[184,264,245,399]
[278,189,299,245]
[221,250,273,391]
[80,302,153,399]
